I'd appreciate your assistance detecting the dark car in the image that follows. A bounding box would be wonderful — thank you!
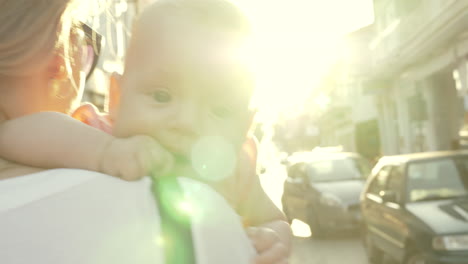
[361,151,468,264]
[281,151,371,238]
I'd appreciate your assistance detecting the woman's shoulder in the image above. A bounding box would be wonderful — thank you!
[0,169,163,264]
[0,158,43,180]
[1,173,255,264]
[0,168,152,213]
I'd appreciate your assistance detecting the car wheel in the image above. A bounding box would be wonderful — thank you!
[405,251,426,264]
[363,226,383,264]
[308,210,325,238]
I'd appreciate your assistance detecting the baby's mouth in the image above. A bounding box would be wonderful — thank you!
[174,154,190,165]
[163,137,194,156]
[169,154,199,179]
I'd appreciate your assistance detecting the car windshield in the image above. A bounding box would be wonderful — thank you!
[407,156,468,202]
[305,157,370,182]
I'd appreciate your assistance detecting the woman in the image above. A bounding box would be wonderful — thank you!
[0,1,255,263]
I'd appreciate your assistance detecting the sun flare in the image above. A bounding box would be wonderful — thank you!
[236,0,374,122]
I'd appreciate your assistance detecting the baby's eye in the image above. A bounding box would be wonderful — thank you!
[211,106,234,119]
[153,90,172,103]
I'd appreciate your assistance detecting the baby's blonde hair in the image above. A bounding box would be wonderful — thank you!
[0,0,78,76]
[126,0,253,76]
[125,0,255,102]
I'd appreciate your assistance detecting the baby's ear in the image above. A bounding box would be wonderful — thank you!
[244,108,257,137]
[243,135,258,164]
[107,72,122,121]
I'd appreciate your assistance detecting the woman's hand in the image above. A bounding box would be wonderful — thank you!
[247,226,290,264]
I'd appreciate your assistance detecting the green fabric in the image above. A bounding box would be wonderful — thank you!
[151,175,196,264]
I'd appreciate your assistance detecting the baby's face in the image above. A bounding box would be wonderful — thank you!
[113,16,253,159]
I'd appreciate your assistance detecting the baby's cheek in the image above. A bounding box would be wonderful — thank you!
[243,219,251,228]
[112,109,143,136]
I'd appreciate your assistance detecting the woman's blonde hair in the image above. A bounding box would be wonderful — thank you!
[0,0,79,76]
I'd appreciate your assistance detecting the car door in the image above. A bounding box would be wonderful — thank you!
[283,163,309,221]
[362,165,391,249]
[379,164,408,262]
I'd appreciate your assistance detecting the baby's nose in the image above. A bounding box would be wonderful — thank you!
[173,101,202,136]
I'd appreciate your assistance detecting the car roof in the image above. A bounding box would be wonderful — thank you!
[286,151,362,165]
[378,150,468,164]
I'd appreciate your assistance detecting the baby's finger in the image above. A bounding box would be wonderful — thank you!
[119,156,142,181]
[158,151,174,176]
[251,243,288,264]
[137,148,156,175]
[144,146,174,177]
[277,259,289,264]
[247,227,280,253]
[100,157,119,178]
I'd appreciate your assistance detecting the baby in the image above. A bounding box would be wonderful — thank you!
[0,0,291,263]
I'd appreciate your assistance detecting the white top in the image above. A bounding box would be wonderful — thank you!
[0,169,255,264]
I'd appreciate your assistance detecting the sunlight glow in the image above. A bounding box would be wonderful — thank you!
[314,93,331,110]
[291,219,312,238]
[236,0,374,121]
[177,200,194,215]
[191,136,237,182]
[154,235,165,247]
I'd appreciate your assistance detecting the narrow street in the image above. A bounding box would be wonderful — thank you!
[290,233,368,264]
[258,160,369,264]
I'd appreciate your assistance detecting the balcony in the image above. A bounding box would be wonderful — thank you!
[370,0,468,78]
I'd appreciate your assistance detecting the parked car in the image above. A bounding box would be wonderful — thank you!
[361,151,468,264]
[281,151,371,238]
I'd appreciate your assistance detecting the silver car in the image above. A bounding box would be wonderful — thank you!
[281,151,371,238]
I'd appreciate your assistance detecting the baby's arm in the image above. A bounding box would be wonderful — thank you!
[0,112,112,170]
[235,140,292,264]
[240,173,292,264]
[0,112,172,180]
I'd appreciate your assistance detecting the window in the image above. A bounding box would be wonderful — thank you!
[395,0,421,16]
[287,163,306,180]
[386,165,404,202]
[368,166,391,195]
[305,157,367,182]
[407,158,468,202]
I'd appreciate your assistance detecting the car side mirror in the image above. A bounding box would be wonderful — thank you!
[298,175,310,191]
[291,174,304,182]
[291,174,308,187]
[259,167,266,174]
[380,191,398,204]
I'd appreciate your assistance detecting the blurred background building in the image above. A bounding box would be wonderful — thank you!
[299,0,468,159]
[367,0,468,155]
[82,0,148,110]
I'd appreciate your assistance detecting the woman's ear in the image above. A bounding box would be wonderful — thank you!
[107,72,122,121]
[47,54,67,80]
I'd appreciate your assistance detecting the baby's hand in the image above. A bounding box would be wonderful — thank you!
[247,226,289,264]
[99,135,173,181]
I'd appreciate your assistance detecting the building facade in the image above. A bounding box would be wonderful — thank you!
[313,25,381,161]
[367,0,468,155]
